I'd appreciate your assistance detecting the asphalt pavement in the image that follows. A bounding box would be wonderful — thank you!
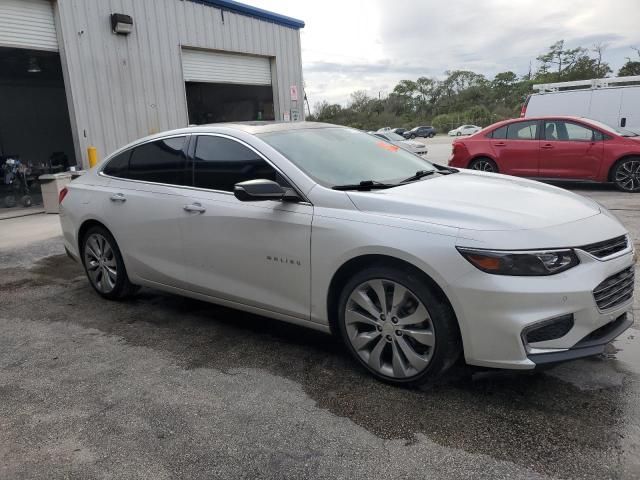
[0,183,639,479]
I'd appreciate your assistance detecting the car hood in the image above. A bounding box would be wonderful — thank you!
[346,170,601,231]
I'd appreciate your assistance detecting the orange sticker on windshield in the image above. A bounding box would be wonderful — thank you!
[376,141,399,152]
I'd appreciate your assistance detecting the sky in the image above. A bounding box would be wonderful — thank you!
[246,0,640,110]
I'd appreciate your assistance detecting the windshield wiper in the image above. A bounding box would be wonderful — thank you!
[332,180,396,191]
[433,163,459,174]
[400,170,437,183]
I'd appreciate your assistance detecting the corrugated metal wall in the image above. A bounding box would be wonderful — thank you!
[54,0,304,167]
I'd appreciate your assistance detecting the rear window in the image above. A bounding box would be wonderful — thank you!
[507,120,538,140]
[128,136,188,185]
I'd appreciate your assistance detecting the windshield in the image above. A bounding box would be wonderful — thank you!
[259,127,436,187]
[586,118,638,137]
[385,132,406,141]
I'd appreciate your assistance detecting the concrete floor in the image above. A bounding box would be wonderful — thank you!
[0,184,639,479]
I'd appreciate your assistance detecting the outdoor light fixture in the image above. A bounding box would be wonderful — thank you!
[27,57,41,73]
[110,13,133,35]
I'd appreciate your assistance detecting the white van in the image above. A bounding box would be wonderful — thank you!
[522,76,640,134]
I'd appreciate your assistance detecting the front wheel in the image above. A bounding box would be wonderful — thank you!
[410,134,416,139]
[468,157,498,173]
[456,132,462,136]
[612,158,640,192]
[81,226,139,300]
[337,265,460,386]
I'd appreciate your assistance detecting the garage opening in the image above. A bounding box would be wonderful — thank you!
[0,46,76,208]
[182,49,275,124]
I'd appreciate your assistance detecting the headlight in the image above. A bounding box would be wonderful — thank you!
[457,247,579,276]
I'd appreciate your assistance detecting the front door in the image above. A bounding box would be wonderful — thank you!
[538,120,604,179]
[180,134,313,320]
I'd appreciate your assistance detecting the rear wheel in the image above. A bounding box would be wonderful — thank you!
[81,226,138,300]
[612,157,640,192]
[429,133,435,138]
[468,157,498,173]
[337,265,460,387]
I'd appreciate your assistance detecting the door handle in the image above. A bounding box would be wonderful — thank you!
[183,203,206,213]
[493,142,506,147]
[110,193,126,202]
[541,144,554,149]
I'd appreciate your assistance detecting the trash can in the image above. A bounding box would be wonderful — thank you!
[39,172,72,214]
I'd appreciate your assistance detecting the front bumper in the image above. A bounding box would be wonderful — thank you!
[449,246,635,370]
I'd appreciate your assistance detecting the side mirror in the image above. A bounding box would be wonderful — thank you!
[234,179,285,202]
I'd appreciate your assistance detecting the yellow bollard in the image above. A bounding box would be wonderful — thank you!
[87,146,98,168]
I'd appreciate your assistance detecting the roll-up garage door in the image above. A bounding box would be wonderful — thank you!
[0,0,58,51]
[182,49,271,86]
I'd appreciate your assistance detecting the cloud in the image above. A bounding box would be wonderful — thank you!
[247,0,640,105]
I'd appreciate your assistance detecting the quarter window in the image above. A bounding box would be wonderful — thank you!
[489,125,508,139]
[127,137,188,185]
[193,136,287,192]
[507,121,538,140]
[103,150,130,178]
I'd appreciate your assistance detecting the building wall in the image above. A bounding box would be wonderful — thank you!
[54,0,304,167]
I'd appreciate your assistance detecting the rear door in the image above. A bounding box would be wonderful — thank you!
[538,120,604,179]
[102,136,190,287]
[490,120,540,176]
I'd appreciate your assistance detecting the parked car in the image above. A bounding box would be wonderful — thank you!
[523,76,640,134]
[376,127,392,133]
[449,116,640,192]
[371,131,428,156]
[404,126,436,139]
[448,125,482,136]
[60,122,635,386]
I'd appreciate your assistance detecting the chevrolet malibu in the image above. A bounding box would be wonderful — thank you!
[59,122,636,386]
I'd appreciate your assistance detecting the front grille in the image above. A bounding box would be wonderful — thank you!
[525,314,574,343]
[580,235,628,258]
[593,267,635,310]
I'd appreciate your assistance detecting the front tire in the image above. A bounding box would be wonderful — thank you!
[612,157,640,192]
[456,132,462,136]
[468,157,498,173]
[81,226,138,300]
[337,265,461,387]
[410,134,416,139]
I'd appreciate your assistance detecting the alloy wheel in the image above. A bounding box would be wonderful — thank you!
[615,160,640,192]
[471,160,495,172]
[344,279,435,379]
[84,233,118,293]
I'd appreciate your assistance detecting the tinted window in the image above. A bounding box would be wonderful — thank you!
[545,121,595,141]
[507,121,538,140]
[128,137,187,185]
[193,136,286,192]
[489,125,508,139]
[103,150,130,177]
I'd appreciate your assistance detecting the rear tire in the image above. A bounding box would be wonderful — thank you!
[81,225,139,300]
[337,265,461,387]
[429,133,435,138]
[468,157,498,173]
[612,157,640,192]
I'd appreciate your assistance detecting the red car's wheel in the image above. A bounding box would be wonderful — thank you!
[612,158,640,192]
[468,158,498,173]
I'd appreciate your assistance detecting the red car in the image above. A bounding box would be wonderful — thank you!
[449,116,640,192]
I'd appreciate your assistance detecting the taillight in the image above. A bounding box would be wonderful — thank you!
[59,187,68,204]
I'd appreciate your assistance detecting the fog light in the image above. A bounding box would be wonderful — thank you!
[522,314,574,344]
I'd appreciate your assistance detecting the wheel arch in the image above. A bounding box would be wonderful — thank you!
[77,219,112,256]
[607,154,640,182]
[326,254,461,341]
[467,155,499,170]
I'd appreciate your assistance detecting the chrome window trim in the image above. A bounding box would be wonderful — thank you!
[99,131,312,205]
